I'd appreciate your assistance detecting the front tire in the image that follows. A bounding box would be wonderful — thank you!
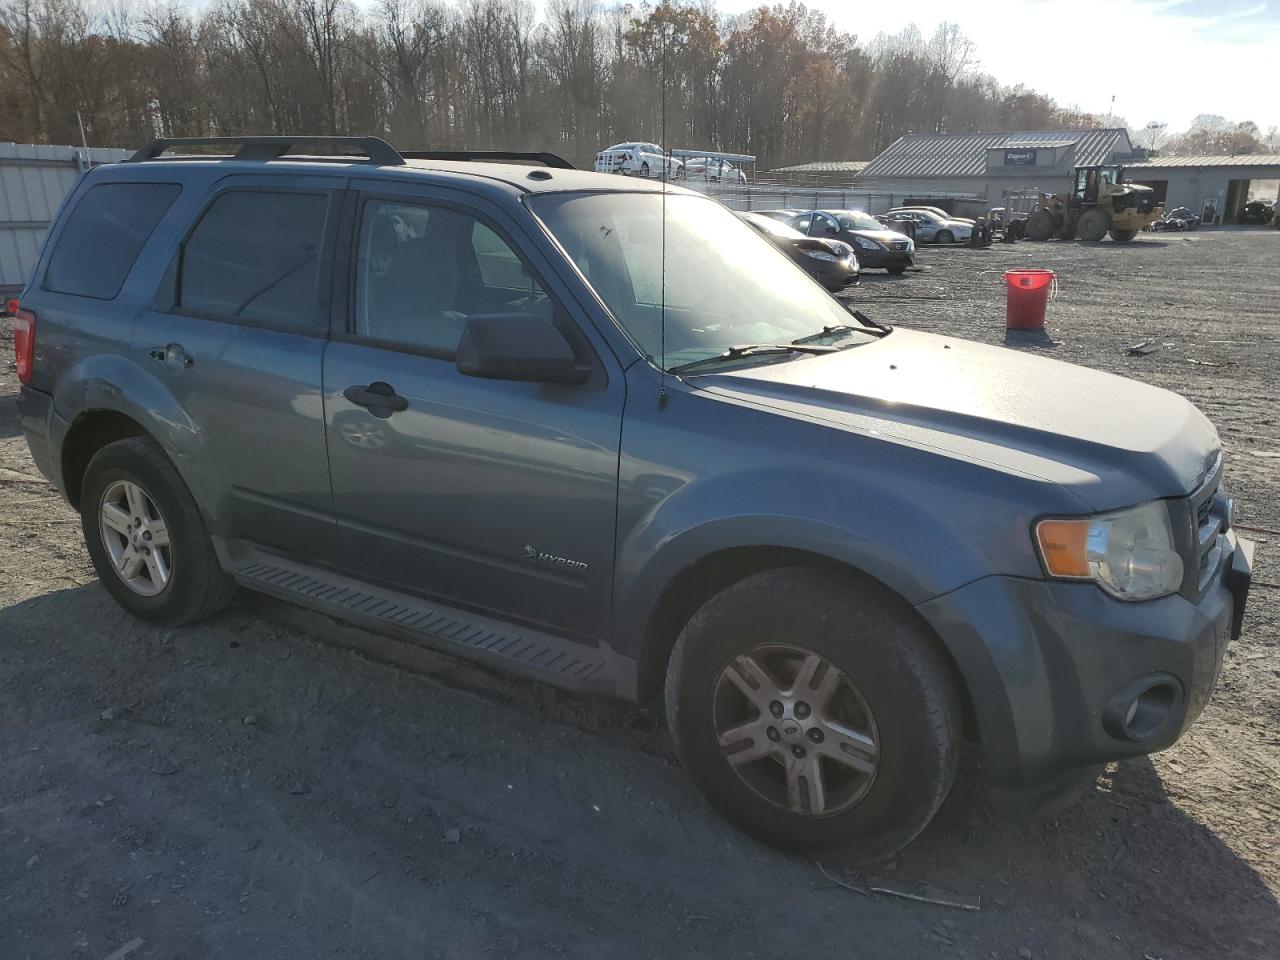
[665,568,960,859]
[80,437,235,625]
[1025,209,1054,241]
[936,229,954,244]
[1078,207,1109,242]
[1109,228,1137,241]
[640,161,650,178]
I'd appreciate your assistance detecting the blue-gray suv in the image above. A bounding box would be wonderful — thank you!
[12,137,1254,857]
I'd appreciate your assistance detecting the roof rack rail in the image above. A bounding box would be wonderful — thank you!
[128,136,405,166]
[401,150,576,170]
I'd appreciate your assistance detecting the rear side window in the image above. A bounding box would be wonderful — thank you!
[177,190,328,331]
[45,182,180,299]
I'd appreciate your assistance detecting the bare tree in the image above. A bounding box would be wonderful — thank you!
[1,0,1117,168]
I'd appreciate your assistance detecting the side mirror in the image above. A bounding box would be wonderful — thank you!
[456,313,589,384]
[823,225,839,236]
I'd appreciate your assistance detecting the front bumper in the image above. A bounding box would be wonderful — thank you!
[916,531,1253,788]
[859,248,914,270]
[808,260,860,290]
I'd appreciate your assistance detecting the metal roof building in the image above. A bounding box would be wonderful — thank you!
[764,160,869,188]
[854,128,1136,213]
[1,142,132,293]
[1124,154,1280,224]
[764,160,869,187]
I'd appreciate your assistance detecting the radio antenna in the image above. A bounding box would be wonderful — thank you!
[658,11,669,409]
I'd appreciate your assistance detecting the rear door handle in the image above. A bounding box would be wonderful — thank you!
[344,381,409,416]
[150,343,193,368]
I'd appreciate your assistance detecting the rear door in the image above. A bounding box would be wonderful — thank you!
[321,181,625,642]
[133,173,342,561]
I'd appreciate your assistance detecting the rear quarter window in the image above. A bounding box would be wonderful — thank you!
[44,182,181,300]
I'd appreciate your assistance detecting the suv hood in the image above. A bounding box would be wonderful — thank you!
[696,328,1218,510]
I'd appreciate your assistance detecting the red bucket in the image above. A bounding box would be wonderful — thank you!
[1005,269,1055,331]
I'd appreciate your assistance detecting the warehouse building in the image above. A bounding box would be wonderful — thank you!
[854,128,1136,215]
[1124,155,1280,224]
[1,142,131,294]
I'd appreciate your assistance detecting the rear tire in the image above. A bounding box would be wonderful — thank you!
[1025,209,1053,241]
[640,161,650,178]
[80,437,235,626]
[1109,229,1137,242]
[665,567,960,859]
[887,266,907,275]
[1078,208,1109,242]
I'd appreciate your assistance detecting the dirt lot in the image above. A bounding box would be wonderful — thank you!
[2,229,1278,959]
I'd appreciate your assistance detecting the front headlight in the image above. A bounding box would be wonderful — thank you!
[803,249,840,262]
[1035,501,1184,601]
[854,237,884,252]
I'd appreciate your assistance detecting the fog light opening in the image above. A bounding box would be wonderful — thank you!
[1104,675,1182,743]
[1123,683,1177,740]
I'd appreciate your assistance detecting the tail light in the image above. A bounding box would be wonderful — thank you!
[7,298,36,384]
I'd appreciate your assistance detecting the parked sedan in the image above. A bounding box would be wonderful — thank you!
[889,205,975,225]
[684,157,748,183]
[738,212,859,290]
[786,209,915,274]
[593,142,684,179]
[885,209,973,244]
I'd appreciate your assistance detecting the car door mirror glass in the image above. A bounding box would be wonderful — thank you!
[456,313,588,384]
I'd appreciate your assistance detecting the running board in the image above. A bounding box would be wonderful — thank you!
[221,543,625,696]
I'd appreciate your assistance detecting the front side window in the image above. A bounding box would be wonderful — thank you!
[46,182,180,300]
[353,199,551,355]
[531,192,864,369]
[177,190,328,330]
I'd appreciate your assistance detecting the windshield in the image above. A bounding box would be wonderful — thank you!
[531,192,860,370]
[836,211,883,231]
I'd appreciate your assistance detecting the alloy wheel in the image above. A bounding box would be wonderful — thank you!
[99,479,172,597]
[713,644,879,817]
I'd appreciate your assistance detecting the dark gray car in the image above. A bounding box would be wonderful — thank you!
[13,137,1253,858]
[786,209,915,273]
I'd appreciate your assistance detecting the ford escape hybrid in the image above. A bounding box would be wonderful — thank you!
[14,136,1254,857]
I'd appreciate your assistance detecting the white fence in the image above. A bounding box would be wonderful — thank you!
[683,179,983,215]
[1,143,132,293]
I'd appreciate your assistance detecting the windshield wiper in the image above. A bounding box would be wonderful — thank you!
[792,311,892,345]
[669,342,838,376]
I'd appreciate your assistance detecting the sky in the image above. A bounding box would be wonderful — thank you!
[712,0,1279,134]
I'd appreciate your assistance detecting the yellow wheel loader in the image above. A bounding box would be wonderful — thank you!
[1024,165,1161,243]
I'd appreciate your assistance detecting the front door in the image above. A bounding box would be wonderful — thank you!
[322,184,625,642]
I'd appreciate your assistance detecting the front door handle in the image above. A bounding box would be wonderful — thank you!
[150,343,193,368]
[344,381,409,417]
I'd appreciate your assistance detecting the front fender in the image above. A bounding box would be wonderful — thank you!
[610,507,950,662]
[610,372,1080,664]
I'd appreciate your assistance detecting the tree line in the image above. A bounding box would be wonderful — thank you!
[3,0,1114,168]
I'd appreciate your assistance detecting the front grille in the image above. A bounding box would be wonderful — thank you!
[890,241,909,251]
[1188,452,1226,591]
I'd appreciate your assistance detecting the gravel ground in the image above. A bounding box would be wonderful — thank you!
[1,229,1277,959]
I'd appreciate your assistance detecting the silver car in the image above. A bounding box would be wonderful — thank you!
[886,209,973,244]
